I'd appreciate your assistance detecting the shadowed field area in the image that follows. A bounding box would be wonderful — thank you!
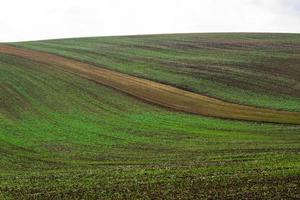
[0,33,300,199]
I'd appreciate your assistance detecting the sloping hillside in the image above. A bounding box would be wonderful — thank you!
[16,33,300,111]
[0,33,300,199]
[1,44,299,124]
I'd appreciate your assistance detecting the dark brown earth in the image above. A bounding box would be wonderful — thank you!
[0,44,300,124]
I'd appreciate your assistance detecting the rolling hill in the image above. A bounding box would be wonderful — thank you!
[1,44,299,124]
[0,33,300,199]
[16,33,300,111]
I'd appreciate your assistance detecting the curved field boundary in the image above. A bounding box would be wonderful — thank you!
[0,44,300,124]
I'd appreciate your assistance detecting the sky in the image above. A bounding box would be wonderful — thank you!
[0,0,300,42]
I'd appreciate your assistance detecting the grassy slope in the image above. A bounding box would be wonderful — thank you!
[0,51,300,199]
[15,33,300,111]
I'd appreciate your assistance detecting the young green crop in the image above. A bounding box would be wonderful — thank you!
[1,33,300,199]
[15,33,300,111]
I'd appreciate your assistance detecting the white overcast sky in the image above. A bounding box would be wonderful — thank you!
[0,0,300,42]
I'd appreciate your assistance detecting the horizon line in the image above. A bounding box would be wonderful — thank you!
[2,31,300,43]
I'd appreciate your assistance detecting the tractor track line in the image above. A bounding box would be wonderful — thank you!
[0,44,300,124]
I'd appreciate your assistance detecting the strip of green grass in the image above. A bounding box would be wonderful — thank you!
[15,33,300,111]
[0,53,299,198]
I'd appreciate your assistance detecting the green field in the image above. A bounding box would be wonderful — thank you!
[1,33,300,199]
[16,33,300,111]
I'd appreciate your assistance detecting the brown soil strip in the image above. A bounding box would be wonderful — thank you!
[0,44,299,124]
